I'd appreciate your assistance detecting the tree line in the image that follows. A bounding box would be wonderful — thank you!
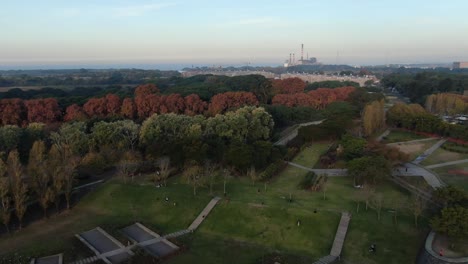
[387,103,468,141]
[0,81,358,127]
[382,71,468,104]
[425,93,468,115]
[0,105,280,231]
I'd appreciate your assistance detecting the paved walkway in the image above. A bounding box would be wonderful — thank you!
[287,162,445,189]
[425,159,468,169]
[188,197,221,230]
[412,139,447,164]
[376,129,390,142]
[274,120,324,146]
[396,163,445,188]
[387,137,439,146]
[330,212,351,257]
[287,162,348,176]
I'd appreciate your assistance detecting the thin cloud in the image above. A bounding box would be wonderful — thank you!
[232,17,276,26]
[112,3,175,17]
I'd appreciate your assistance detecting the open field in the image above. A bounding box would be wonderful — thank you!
[432,163,468,191]
[291,142,331,168]
[420,147,468,166]
[0,146,429,264]
[392,139,439,161]
[381,130,428,144]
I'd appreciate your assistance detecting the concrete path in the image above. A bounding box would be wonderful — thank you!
[395,163,445,188]
[330,212,351,257]
[188,197,221,230]
[412,139,447,164]
[287,162,348,176]
[387,137,439,146]
[287,162,445,189]
[376,129,390,142]
[425,159,468,169]
[31,254,63,264]
[274,120,324,146]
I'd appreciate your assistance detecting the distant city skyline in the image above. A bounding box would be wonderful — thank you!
[2,0,468,69]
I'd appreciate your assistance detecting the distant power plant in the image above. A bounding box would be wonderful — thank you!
[284,44,318,67]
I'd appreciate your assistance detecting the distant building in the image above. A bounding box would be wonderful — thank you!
[453,61,468,69]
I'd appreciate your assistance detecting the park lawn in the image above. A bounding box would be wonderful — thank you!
[292,142,331,167]
[0,179,212,262]
[167,233,314,264]
[420,147,468,166]
[343,209,428,264]
[382,130,428,144]
[432,163,468,191]
[0,160,429,264]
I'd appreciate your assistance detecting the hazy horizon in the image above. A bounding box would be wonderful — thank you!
[2,0,468,68]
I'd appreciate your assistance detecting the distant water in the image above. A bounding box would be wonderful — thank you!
[0,62,280,71]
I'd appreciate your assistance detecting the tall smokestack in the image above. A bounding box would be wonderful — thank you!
[289,53,292,65]
[301,44,304,61]
[293,53,295,65]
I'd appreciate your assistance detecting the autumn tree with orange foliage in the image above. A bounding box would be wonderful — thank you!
[271,77,306,94]
[184,94,207,116]
[0,99,26,126]
[64,104,87,122]
[134,84,161,119]
[271,86,355,109]
[24,98,61,124]
[105,94,122,117]
[208,91,259,115]
[121,98,137,119]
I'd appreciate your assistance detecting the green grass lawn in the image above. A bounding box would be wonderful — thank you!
[420,146,468,166]
[432,163,468,191]
[291,142,331,167]
[0,147,429,264]
[382,130,428,144]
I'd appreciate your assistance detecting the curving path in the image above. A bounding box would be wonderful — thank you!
[287,161,445,189]
[425,159,468,169]
[412,139,447,164]
[274,120,325,146]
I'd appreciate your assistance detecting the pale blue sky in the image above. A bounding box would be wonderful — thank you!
[1,0,468,68]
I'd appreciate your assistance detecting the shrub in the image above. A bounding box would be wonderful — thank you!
[298,172,317,190]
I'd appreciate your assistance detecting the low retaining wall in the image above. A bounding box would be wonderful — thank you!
[417,232,468,264]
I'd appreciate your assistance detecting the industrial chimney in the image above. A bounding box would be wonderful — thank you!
[301,44,304,61]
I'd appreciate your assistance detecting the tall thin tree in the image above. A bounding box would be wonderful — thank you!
[7,150,28,230]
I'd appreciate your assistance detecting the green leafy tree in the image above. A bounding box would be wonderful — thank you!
[433,186,467,208]
[339,134,367,160]
[0,125,22,154]
[50,122,89,156]
[347,155,391,185]
[431,206,468,240]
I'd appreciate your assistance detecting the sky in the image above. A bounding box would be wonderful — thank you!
[1,0,468,69]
